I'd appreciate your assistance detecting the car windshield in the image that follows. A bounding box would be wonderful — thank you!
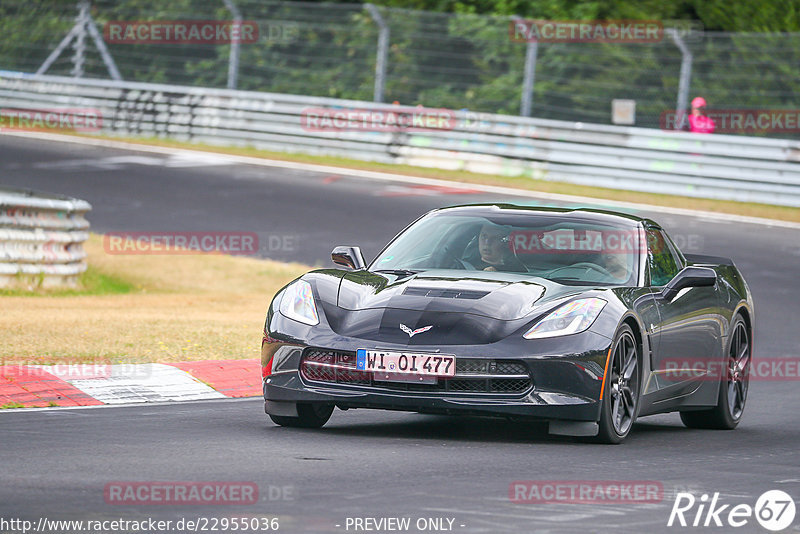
[371,211,640,286]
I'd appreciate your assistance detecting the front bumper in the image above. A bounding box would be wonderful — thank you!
[262,328,613,424]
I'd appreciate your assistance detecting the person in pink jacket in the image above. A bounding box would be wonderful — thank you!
[688,96,716,133]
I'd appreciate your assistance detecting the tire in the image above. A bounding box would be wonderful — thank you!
[268,403,334,428]
[595,324,641,444]
[680,316,750,430]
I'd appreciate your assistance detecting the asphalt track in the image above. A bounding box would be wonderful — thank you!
[1,135,799,533]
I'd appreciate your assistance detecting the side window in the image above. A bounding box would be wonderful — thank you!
[646,229,681,286]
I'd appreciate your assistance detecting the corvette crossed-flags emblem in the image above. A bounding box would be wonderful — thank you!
[400,324,433,338]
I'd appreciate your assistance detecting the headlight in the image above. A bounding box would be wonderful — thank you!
[523,298,606,339]
[279,280,319,326]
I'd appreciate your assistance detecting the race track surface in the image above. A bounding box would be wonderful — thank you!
[2,135,799,533]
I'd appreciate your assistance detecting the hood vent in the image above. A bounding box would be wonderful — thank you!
[403,286,490,300]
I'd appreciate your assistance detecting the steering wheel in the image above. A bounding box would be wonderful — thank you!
[548,262,615,279]
[432,245,472,270]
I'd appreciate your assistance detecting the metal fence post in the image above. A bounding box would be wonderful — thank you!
[71,1,89,77]
[223,0,241,90]
[366,4,389,103]
[513,16,538,117]
[37,0,122,80]
[84,9,123,80]
[669,29,693,131]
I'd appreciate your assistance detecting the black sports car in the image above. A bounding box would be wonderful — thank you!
[261,204,754,443]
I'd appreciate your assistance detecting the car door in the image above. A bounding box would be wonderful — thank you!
[646,226,723,391]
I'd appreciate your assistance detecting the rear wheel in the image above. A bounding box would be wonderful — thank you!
[595,324,640,444]
[680,316,750,430]
[269,403,334,428]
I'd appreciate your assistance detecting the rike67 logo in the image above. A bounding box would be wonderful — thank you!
[668,490,796,531]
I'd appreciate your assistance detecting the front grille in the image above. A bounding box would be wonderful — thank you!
[302,349,370,384]
[300,348,532,395]
[457,359,488,374]
[447,379,486,392]
[491,378,531,393]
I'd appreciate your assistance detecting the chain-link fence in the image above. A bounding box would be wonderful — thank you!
[2,0,800,134]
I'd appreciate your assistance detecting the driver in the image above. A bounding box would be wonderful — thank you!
[473,223,526,272]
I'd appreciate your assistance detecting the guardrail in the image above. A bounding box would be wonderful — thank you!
[2,72,800,206]
[0,187,91,288]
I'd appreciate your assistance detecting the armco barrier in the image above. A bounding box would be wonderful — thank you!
[1,72,800,206]
[0,188,91,288]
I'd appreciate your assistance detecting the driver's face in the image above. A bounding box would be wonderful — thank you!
[479,225,507,264]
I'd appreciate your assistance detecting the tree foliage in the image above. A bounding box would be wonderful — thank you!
[1,0,799,134]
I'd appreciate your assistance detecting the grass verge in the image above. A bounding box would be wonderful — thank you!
[0,267,135,296]
[67,132,800,223]
[0,234,308,365]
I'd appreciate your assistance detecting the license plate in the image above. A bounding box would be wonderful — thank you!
[356,349,456,378]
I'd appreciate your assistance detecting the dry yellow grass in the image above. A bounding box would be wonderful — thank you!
[0,235,309,365]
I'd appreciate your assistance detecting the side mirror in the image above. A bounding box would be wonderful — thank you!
[331,246,366,270]
[661,266,716,300]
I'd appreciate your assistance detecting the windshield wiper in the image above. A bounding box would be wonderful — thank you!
[374,269,419,278]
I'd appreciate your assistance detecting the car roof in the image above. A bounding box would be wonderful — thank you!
[431,203,654,228]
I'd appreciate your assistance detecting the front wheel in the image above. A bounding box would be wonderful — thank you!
[595,324,640,444]
[680,316,750,430]
[269,403,334,428]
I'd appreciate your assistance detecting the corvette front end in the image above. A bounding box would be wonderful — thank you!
[262,272,618,435]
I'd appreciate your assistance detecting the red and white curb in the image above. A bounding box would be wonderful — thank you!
[0,359,261,408]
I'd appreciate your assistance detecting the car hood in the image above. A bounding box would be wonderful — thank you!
[303,269,591,346]
[335,270,572,321]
